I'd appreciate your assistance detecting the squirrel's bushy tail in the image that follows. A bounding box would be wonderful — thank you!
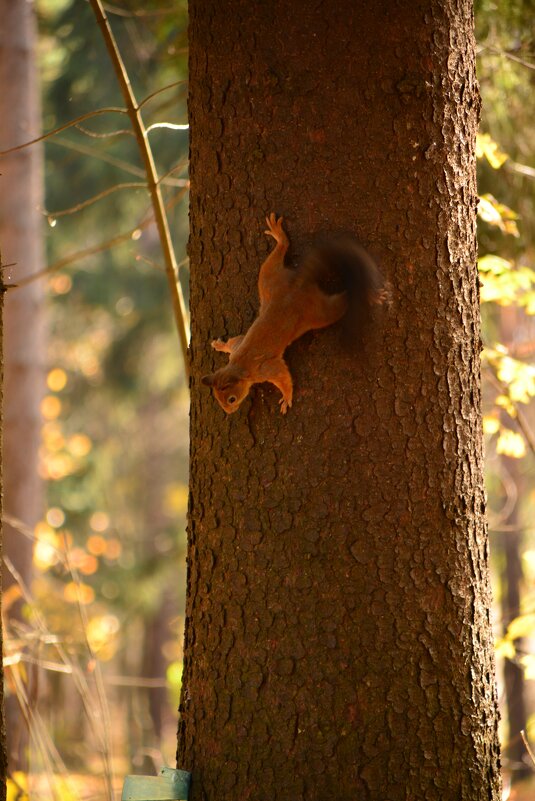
[300,237,387,321]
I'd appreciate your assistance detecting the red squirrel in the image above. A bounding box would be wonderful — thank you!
[202,213,386,414]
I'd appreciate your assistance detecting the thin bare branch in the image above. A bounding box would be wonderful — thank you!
[52,136,186,186]
[104,675,168,688]
[3,553,114,800]
[52,135,146,178]
[47,181,147,220]
[137,79,188,110]
[135,253,165,272]
[103,2,179,17]
[75,122,134,139]
[14,186,188,288]
[156,159,189,186]
[90,0,189,374]
[2,514,68,567]
[480,44,535,72]
[521,730,535,766]
[59,531,115,797]
[146,121,189,133]
[17,228,142,287]
[0,107,127,157]
[507,161,535,180]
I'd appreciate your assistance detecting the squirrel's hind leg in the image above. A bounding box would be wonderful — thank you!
[257,357,293,414]
[310,290,348,329]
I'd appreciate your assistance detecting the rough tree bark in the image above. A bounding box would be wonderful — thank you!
[179,2,502,799]
[0,0,45,773]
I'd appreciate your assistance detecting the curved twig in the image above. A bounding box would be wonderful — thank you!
[52,136,187,187]
[156,160,189,186]
[15,186,188,288]
[0,107,127,157]
[146,122,189,133]
[75,123,134,139]
[103,3,179,18]
[480,44,535,72]
[47,181,147,220]
[137,79,188,110]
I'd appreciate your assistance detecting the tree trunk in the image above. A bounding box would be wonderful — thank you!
[0,0,45,773]
[179,2,502,799]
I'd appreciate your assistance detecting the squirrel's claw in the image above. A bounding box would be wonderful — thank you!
[265,213,286,244]
[279,396,292,415]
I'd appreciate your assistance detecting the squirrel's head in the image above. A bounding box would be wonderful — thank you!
[202,366,251,414]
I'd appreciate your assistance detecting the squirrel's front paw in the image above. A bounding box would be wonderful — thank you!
[264,212,287,247]
[211,339,226,351]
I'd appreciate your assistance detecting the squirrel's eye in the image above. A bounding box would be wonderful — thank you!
[228,395,237,404]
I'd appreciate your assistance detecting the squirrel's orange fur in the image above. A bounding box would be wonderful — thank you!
[202,213,384,414]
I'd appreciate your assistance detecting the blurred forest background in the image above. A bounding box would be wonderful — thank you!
[1,0,535,799]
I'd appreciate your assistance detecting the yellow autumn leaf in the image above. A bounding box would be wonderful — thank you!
[478,196,503,227]
[51,777,79,801]
[522,550,535,578]
[524,291,535,315]
[496,429,526,458]
[503,219,520,237]
[477,193,519,236]
[495,638,516,660]
[521,655,535,680]
[507,613,535,641]
[478,254,512,275]
[495,356,535,403]
[476,132,509,168]
[483,415,500,435]
[495,394,517,418]
[86,614,120,660]
[7,772,29,801]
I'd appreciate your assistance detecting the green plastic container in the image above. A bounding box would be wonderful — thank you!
[121,767,191,801]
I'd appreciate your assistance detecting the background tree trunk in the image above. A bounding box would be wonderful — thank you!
[499,454,531,781]
[179,1,502,799]
[0,0,45,773]
[1,270,7,801]
[498,307,531,783]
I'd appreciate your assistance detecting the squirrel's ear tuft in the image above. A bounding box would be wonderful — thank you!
[202,373,215,387]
